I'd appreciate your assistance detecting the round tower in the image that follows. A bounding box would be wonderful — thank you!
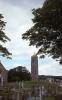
[31,54,38,80]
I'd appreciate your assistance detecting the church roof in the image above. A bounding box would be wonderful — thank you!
[32,53,37,58]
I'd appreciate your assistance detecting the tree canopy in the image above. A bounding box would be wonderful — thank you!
[8,66,31,82]
[22,0,62,64]
[0,14,11,58]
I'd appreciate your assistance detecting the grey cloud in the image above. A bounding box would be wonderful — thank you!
[0,0,45,9]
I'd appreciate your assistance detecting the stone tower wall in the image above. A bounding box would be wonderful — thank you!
[31,55,38,80]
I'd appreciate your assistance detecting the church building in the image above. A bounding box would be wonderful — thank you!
[0,62,7,87]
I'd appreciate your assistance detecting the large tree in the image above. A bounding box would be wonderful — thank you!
[0,14,11,58]
[22,0,62,64]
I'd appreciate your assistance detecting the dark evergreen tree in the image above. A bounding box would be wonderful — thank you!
[22,0,62,64]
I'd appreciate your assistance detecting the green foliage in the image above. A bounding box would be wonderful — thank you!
[43,96,55,100]
[0,14,11,58]
[8,68,31,82]
[24,80,52,90]
[22,0,62,64]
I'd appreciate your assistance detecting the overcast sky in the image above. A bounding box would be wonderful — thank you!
[0,0,62,76]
